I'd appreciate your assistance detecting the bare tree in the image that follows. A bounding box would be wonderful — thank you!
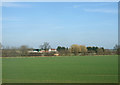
[19,45,29,56]
[40,42,51,51]
[2,46,19,57]
[104,49,112,55]
[9,47,19,57]
[97,48,104,55]
[114,44,118,50]
[114,44,120,55]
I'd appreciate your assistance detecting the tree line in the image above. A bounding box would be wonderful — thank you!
[57,44,117,56]
[2,45,32,57]
[0,42,119,57]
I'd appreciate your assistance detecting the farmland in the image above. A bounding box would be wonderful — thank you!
[2,55,118,83]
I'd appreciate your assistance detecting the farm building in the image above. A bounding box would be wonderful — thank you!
[28,49,57,53]
[28,49,59,56]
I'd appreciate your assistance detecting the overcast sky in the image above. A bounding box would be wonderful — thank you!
[2,2,118,49]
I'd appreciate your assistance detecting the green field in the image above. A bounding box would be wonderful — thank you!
[2,55,118,83]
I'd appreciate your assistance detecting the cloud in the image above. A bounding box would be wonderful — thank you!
[2,17,24,22]
[84,8,118,13]
[73,5,81,8]
[72,3,118,14]
[2,2,30,8]
[72,3,118,9]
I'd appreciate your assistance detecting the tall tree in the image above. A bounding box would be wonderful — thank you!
[113,44,120,54]
[70,44,80,55]
[97,48,104,55]
[80,45,87,53]
[114,44,119,50]
[87,46,98,53]
[19,45,29,56]
[40,42,51,51]
[57,46,69,56]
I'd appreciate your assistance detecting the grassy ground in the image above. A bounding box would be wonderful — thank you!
[2,55,118,83]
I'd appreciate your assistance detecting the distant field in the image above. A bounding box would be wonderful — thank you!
[2,55,118,83]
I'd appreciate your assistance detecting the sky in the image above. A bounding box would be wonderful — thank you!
[2,2,118,49]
